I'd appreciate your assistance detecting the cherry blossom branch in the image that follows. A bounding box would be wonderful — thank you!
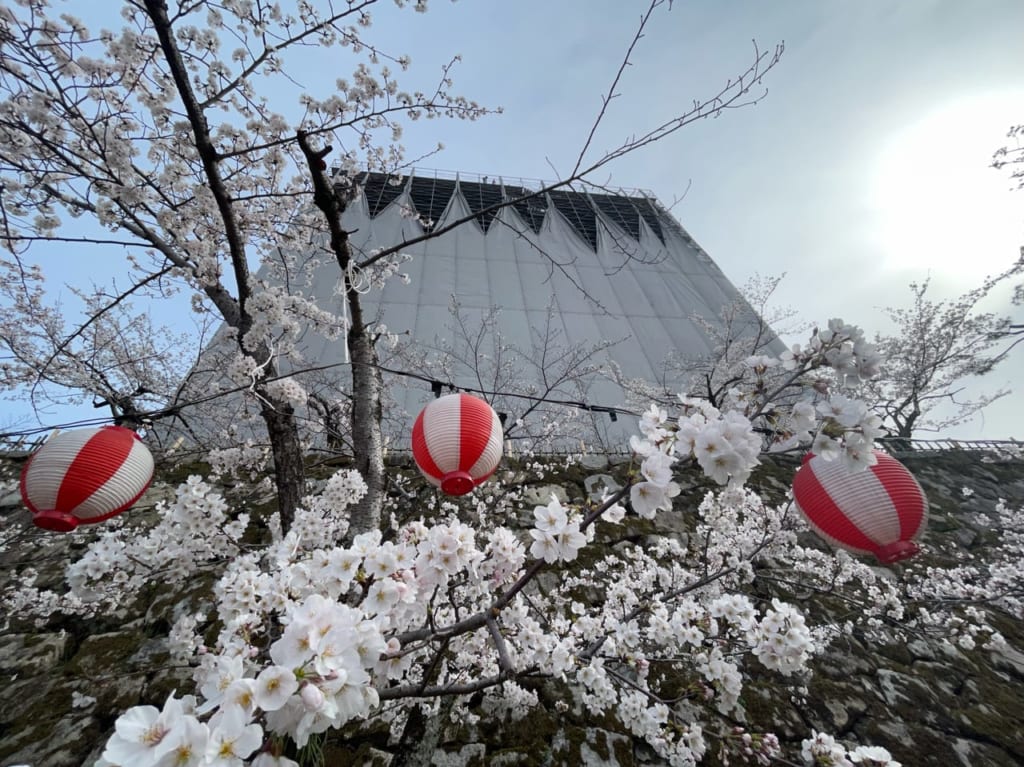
[142,0,252,312]
[198,0,381,109]
[0,235,145,247]
[486,614,514,675]
[355,36,782,271]
[34,264,176,387]
[570,0,664,178]
[393,484,633,648]
[377,668,525,701]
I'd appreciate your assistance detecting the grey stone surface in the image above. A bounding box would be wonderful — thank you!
[990,641,1024,677]
[431,744,486,766]
[580,729,632,766]
[579,454,610,471]
[0,487,21,507]
[522,484,569,506]
[0,631,68,675]
[584,473,623,501]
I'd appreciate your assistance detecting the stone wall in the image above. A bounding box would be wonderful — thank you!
[1,449,1022,767]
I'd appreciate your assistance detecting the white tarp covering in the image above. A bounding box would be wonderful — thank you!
[173,171,780,452]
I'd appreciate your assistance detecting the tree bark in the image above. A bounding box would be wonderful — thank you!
[260,396,305,531]
[346,295,386,536]
[297,131,386,535]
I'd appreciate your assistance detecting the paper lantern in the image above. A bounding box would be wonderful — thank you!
[412,393,503,495]
[792,451,928,564]
[20,426,155,532]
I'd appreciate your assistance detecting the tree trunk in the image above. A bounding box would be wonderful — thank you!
[260,397,305,531]
[390,696,455,767]
[295,132,386,536]
[347,317,386,536]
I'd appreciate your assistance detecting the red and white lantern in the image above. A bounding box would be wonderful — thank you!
[20,426,155,532]
[792,451,928,564]
[412,393,503,495]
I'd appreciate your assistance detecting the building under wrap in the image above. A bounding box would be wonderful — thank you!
[169,169,780,454]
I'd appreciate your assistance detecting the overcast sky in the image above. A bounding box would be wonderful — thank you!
[6,0,1024,440]
[373,0,1024,439]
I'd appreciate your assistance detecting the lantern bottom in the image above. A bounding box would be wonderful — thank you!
[33,509,79,533]
[875,540,920,565]
[440,471,475,496]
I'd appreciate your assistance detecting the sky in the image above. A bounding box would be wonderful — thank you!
[4,0,1024,440]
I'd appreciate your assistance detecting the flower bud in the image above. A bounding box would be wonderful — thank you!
[300,683,325,711]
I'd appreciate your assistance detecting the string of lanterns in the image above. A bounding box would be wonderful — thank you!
[18,398,929,569]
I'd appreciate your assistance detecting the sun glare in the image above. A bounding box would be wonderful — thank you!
[871,92,1024,278]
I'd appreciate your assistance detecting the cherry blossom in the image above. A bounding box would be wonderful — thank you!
[253,666,299,713]
[205,706,262,766]
[102,693,191,767]
[529,497,587,563]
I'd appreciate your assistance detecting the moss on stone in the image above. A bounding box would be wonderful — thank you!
[320,740,394,766]
[0,678,90,763]
[66,630,148,678]
[589,727,610,760]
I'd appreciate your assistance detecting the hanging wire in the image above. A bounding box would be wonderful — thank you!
[0,356,639,444]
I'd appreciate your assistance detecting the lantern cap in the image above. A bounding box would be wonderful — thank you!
[32,509,79,532]
[440,471,475,496]
[875,540,920,565]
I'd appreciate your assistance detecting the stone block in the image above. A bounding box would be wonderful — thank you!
[522,485,569,506]
[579,454,609,471]
[580,727,632,766]
[584,474,623,502]
[431,744,485,765]
[0,631,68,675]
[990,641,1024,678]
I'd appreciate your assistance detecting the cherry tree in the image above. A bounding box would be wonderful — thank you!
[0,0,490,527]
[659,264,1023,443]
[992,121,1024,192]
[0,0,517,530]
[860,256,1024,439]
[990,124,1023,353]
[0,256,212,432]
[0,315,880,761]
[639,273,804,415]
